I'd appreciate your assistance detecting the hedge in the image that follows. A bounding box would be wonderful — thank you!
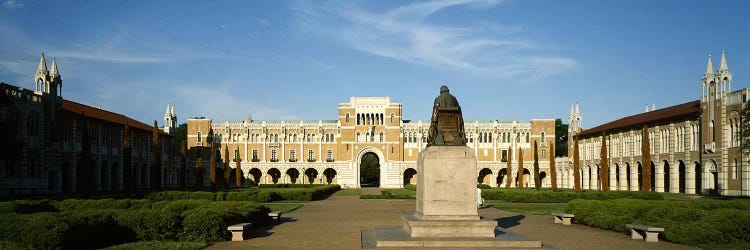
[57,199,151,211]
[258,184,327,188]
[180,202,270,242]
[481,189,662,203]
[564,199,750,245]
[0,200,59,214]
[147,185,341,202]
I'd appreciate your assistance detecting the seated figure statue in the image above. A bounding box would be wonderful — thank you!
[427,85,466,146]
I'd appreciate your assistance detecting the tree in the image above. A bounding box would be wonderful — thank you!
[224,144,230,187]
[360,153,380,185]
[555,118,569,157]
[533,141,541,190]
[641,125,652,192]
[505,147,512,188]
[600,132,609,191]
[208,129,216,189]
[573,135,581,192]
[549,141,557,191]
[235,158,242,188]
[151,121,162,190]
[195,157,203,188]
[174,123,187,156]
[741,101,750,150]
[518,147,524,189]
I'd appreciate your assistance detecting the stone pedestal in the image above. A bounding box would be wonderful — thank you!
[405,146,496,238]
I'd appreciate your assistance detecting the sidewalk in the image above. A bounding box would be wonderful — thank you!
[208,195,695,249]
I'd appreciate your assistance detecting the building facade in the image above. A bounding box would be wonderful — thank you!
[187,97,556,188]
[0,54,181,196]
[557,51,749,197]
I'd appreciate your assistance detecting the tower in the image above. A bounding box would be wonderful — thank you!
[163,103,177,134]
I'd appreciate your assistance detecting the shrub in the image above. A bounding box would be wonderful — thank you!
[61,209,133,249]
[0,200,59,214]
[180,202,269,242]
[114,210,182,241]
[482,189,662,203]
[151,200,212,214]
[259,184,325,188]
[0,212,70,250]
[404,184,417,190]
[225,190,272,203]
[57,199,150,211]
[477,184,492,189]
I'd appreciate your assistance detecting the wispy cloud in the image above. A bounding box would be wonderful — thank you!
[54,50,173,63]
[2,0,23,10]
[174,84,299,121]
[293,0,576,80]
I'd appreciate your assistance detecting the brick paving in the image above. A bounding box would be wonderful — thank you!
[208,195,696,250]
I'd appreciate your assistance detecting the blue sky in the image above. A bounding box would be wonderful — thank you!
[0,0,748,128]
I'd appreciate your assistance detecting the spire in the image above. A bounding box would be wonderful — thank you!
[569,104,575,119]
[37,53,48,72]
[50,57,59,77]
[704,54,714,75]
[165,104,171,115]
[575,102,580,117]
[646,104,650,112]
[652,102,656,111]
[170,104,175,116]
[719,50,729,72]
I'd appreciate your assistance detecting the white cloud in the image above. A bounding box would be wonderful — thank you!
[54,50,174,63]
[258,18,270,27]
[2,0,23,10]
[293,0,577,80]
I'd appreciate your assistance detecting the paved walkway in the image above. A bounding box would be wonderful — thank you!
[208,196,696,250]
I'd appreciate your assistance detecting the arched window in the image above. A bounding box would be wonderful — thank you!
[541,132,546,143]
[198,132,202,143]
[357,132,361,142]
[488,133,492,143]
[526,133,530,143]
[380,132,384,142]
[390,113,395,123]
[345,113,350,123]
[541,149,546,158]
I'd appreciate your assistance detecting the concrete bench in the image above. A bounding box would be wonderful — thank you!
[626,224,664,242]
[227,223,252,241]
[551,212,575,225]
[268,211,283,224]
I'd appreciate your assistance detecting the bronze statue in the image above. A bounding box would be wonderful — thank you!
[427,85,466,146]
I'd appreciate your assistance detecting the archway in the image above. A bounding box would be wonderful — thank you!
[650,161,656,192]
[286,168,300,184]
[478,168,492,185]
[403,168,417,186]
[518,168,531,188]
[267,168,281,184]
[323,168,337,184]
[663,160,670,193]
[637,162,643,191]
[539,171,547,187]
[359,151,381,187]
[497,168,508,187]
[248,168,262,185]
[625,162,631,191]
[678,160,686,193]
[304,168,318,184]
[614,163,620,191]
[705,160,718,195]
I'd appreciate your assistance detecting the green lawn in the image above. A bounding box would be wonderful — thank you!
[484,201,565,215]
[334,188,361,195]
[102,241,206,250]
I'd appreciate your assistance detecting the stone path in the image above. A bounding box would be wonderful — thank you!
[208,196,696,249]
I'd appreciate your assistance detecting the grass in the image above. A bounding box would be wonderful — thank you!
[360,188,416,199]
[102,241,206,250]
[698,242,750,250]
[484,200,565,215]
[334,188,361,195]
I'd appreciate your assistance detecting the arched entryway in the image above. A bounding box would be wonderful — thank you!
[357,148,384,187]
[267,168,281,184]
[662,160,670,193]
[637,162,643,191]
[516,168,531,188]
[497,168,508,187]
[705,160,718,195]
[403,168,417,186]
[248,168,262,185]
[286,168,300,184]
[539,171,547,187]
[478,168,492,185]
[678,160,686,193]
[304,168,318,184]
[614,163,620,191]
[650,161,656,192]
[625,162,632,191]
[323,168,337,184]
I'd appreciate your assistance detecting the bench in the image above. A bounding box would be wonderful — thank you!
[626,224,664,242]
[268,211,283,224]
[227,223,252,241]
[551,212,575,225]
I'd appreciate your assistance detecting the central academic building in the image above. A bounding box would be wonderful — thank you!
[187,97,556,188]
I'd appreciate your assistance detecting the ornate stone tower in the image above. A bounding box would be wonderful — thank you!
[163,103,177,134]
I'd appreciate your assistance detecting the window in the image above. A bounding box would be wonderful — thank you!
[390,113,394,123]
[308,149,314,161]
[197,132,202,142]
[541,132,546,143]
[252,150,259,161]
[541,149,546,158]
[234,149,239,161]
[290,150,296,161]
[380,132,384,142]
[501,150,508,162]
[357,132,361,142]
[345,113,350,123]
[271,150,277,161]
[327,150,333,161]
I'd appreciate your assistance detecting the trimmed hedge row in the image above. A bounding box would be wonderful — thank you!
[258,184,327,188]
[147,185,341,202]
[481,189,663,203]
[0,200,58,214]
[0,199,151,214]
[0,201,270,249]
[564,199,750,245]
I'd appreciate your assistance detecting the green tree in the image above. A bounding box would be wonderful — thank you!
[741,101,750,149]
[360,153,380,186]
[600,132,609,191]
[642,125,652,192]
[533,141,541,190]
[174,123,187,156]
[555,118,569,157]
[208,129,216,189]
[151,121,162,190]
[549,141,557,191]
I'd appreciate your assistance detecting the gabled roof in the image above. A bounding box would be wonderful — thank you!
[62,100,169,135]
[579,100,701,137]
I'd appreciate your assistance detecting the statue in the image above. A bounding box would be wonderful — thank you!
[427,85,466,146]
